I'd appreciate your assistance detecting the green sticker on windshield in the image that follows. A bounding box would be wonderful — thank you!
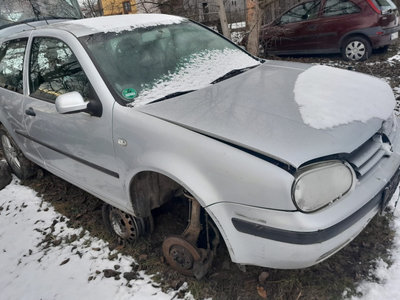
[122,88,137,100]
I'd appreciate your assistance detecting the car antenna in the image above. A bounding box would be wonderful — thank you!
[28,0,49,25]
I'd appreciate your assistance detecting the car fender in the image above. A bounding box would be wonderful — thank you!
[113,108,297,214]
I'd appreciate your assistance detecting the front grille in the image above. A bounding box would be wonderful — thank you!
[348,132,395,177]
[347,115,397,177]
[347,134,390,177]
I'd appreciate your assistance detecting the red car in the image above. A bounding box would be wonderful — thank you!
[261,0,400,60]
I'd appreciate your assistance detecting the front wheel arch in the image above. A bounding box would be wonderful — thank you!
[127,169,235,263]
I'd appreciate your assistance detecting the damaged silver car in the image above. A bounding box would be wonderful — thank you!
[0,13,399,278]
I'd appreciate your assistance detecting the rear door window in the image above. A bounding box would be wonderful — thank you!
[29,37,92,102]
[0,39,27,94]
[323,0,360,16]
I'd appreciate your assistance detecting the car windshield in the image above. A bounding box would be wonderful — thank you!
[80,20,260,106]
[0,0,82,28]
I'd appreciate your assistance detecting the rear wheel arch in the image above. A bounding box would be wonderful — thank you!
[0,124,37,179]
[339,32,371,49]
[340,33,372,61]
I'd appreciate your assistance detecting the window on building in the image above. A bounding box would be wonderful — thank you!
[123,1,132,14]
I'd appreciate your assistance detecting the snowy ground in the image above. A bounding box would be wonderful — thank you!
[351,188,400,300]
[2,176,400,300]
[0,178,192,300]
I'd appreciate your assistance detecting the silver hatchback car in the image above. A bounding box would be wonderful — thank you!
[0,14,399,278]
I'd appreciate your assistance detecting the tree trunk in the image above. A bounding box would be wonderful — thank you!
[215,0,231,39]
[246,0,262,56]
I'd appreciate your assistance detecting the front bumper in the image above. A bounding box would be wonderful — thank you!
[206,122,400,269]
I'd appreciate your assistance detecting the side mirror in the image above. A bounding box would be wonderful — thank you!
[55,91,88,114]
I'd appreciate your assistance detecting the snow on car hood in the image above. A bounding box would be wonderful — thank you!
[137,60,395,168]
[294,65,395,129]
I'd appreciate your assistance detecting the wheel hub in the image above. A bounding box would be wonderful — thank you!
[109,207,140,243]
[162,236,201,276]
[169,244,194,270]
[346,41,365,60]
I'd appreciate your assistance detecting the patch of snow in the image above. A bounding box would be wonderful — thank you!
[229,22,246,30]
[70,14,184,33]
[132,48,260,106]
[231,31,245,45]
[394,86,400,99]
[294,65,395,129]
[0,179,192,300]
[351,187,400,300]
[388,50,400,65]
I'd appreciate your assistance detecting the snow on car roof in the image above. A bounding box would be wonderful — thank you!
[51,14,185,37]
[0,15,185,40]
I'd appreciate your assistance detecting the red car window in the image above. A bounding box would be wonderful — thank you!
[323,0,361,16]
[280,0,321,24]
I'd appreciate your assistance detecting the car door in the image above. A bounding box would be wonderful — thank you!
[266,0,322,52]
[0,37,43,163]
[316,0,362,50]
[21,34,126,208]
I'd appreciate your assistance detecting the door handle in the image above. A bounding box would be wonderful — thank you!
[25,107,36,117]
[308,25,318,31]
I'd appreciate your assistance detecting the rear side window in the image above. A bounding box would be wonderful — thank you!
[29,37,91,102]
[372,0,397,11]
[0,39,27,94]
[280,1,321,24]
[323,0,361,16]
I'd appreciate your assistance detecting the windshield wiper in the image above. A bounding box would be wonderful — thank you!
[146,90,195,105]
[46,16,81,20]
[211,65,258,84]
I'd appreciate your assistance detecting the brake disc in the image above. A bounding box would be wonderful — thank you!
[162,236,202,276]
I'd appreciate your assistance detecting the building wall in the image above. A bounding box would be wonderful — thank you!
[100,0,138,15]
[99,0,161,15]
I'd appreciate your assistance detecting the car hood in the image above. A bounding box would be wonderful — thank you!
[137,60,395,169]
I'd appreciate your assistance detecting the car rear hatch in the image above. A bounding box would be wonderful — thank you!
[369,0,400,28]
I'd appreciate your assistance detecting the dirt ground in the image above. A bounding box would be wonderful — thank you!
[1,42,400,300]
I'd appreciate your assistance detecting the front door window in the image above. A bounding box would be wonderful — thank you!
[29,37,92,103]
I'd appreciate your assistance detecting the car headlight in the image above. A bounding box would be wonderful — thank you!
[292,160,355,212]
